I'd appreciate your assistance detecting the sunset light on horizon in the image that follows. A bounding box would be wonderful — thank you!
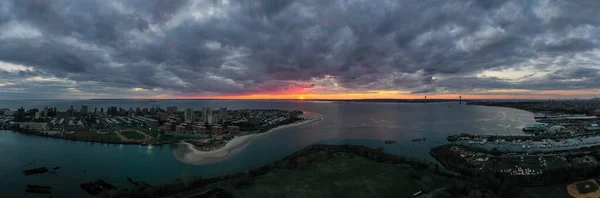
[2,0,600,100]
[137,88,600,100]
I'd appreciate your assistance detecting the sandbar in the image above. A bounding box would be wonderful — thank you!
[174,112,322,165]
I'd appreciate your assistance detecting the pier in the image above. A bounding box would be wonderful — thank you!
[127,177,151,188]
[80,179,117,195]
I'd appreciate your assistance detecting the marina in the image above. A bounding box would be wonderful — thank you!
[433,110,600,188]
[448,111,600,153]
[80,180,117,195]
[451,134,600,153]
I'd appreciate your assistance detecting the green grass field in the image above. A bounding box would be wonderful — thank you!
[65,131,121,142]
[576,181,598,194]
[140,128,159,137]
[185,153,451,198]
[119,131,147,140]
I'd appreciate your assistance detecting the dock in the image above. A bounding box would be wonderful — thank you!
[127,177,151,187]
[80,179,117,195]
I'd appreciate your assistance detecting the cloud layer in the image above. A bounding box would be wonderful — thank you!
[1,0,600,99]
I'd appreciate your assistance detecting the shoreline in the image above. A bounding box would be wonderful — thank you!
[174,112,323,165]
[0,129,176,146]
[1,112,323,149]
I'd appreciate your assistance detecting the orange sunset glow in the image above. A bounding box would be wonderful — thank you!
[158,88,600,100]
[1,0,599,101]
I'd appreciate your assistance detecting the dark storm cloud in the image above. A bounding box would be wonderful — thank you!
[1,0,600,98]
[436,67,600,92]
[0,69,41,79]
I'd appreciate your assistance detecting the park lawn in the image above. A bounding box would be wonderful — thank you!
[140,128,159,137]
[119,131,147,140]
[66,131,121,142]
[520,184,571,198]
[192,153,451,198]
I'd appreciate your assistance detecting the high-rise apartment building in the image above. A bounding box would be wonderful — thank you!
[219,107,228,123]
[80,105,88,115]
[185,109,194,123]
[202,107,212,125]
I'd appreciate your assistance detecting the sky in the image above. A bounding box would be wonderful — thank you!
[1,0,600,100]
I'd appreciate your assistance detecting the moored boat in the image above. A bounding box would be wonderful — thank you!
[25,185,51,194]
[23,167,48,176]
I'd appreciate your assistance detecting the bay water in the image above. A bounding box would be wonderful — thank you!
[0,100,533,197]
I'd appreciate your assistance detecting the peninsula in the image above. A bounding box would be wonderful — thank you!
[0,106,318,154]
[174,112,321,165]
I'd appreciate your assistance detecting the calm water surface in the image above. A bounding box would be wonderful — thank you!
[0,100,534,197]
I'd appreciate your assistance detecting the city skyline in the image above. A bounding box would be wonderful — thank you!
[2,0,600,100]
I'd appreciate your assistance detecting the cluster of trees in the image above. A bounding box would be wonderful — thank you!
[100,172,249,198]
[432,144,526,196]
[442,180,496,198]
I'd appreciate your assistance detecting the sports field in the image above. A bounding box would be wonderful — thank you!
[567,179,600,198]
[115,129,153,142]
[63,130,122,142]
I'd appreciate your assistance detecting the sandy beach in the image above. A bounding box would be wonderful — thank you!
[174,112,323,165]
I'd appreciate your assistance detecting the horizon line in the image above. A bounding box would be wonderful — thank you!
[0,98,596,101]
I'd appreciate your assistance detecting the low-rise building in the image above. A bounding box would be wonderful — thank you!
[212,125,223,134]
[176,124,187,133]
[227,126,240,134]
[194,125,207,133]
[19,122,48,130]
[0,108,11,116]
[162,122,174,131]
[594,109,600,116]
